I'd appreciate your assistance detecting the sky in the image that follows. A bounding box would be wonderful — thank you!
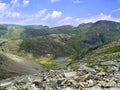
[0,0,120,26]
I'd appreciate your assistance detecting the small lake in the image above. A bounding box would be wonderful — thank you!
[55,57,68,61]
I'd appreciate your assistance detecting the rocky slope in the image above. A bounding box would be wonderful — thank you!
[0,67,120,90]
[0,52,45,80]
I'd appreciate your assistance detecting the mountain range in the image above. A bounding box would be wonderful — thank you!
[1,20,120,80]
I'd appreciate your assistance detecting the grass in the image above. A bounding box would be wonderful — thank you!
[35,56,73,69]
[22,88,28,90]
[0,87,6,90]
[70,66,79,71]
[0,39,22,54]
[96,46,120,55]
[14,81,25,85]
[96,66,107,72]
[36,57,60,68]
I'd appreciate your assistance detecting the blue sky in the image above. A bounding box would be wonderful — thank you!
[0,0,120,26]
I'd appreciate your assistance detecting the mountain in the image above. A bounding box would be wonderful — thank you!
[1,20,120,58]
[0,24,49,39]
[1,20,120,80]
[0,52,45,80]
[84,20,120,45]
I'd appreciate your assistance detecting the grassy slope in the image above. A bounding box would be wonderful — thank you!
[71,39,120,72]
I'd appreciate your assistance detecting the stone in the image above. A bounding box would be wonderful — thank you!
[100,61,117,66]
[60,79,68,86]
[75,74,90,82]
[107,66,119,73]
[63,71,76,78]
[62,87,73,90]
[57,78,65,85]
[87,85,102,90]
[96,72,106,76]
[87,79,97,87]
[99,81,116,88]
[79,82,89,88]
[79,65,96,73]
[32,81,40,86]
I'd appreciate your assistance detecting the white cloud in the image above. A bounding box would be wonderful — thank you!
[39,11,62,26]
[81,13,112,23]
[23,0,29,6]
[8,12,21,18]
[11,0,19,4]
[43,11,62,20]
[11,0,20,7]
[11,0,29,7]
[36,9,47,17]
[0,3,120,27]
[56,13,120,26]
[0,2,9,12]
[0,2,10,18]
[58,17,77,25]
[0,1,21,18]
[51,11,62,18]
[44,13,115,26]
[9,12,120,27]
[50,0,60,3]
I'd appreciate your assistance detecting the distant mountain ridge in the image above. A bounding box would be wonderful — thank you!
[0,20,120,58]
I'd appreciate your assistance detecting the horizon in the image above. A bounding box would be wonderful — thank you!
[0,0,120,26]
[0,20,119,27]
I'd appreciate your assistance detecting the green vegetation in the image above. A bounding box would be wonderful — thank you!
[96,46,120,55]
[70,66,79,71]
[96,66,108,72]
[1,20,120,59]
[14,81,26,86]
[35,56,72,68]
[0,87,7,90]
[0,39,22,54]
[19,37,75,58]
[36,57,60,68]
[22,87,28,90]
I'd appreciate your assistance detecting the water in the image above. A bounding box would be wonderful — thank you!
[55,57,68,61]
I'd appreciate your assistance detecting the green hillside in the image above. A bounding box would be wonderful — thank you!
[1,20,120,59]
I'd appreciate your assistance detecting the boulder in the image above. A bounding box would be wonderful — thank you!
[107,66,119,73]
[79,65,96,73]
[100,61,117,66]
[96,72,106,76]
[99,81,116,88]
[63,71,77,78]
[75,74,90,82]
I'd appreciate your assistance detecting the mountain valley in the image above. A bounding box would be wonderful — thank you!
[1,20,120,90]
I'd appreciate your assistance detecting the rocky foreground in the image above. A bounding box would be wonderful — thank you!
[0,64,120,90]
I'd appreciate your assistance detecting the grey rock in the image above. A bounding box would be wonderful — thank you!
[101,61,117,66]
[107,66,119,73]
[79,64,96,73]
[75,74,90,82]
[99,81,116,88]
[63,71,77,78]
[96,72,106,76]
